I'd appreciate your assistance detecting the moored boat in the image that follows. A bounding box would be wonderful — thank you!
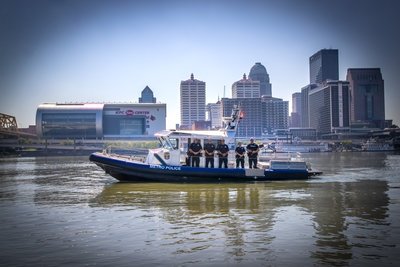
[259,142,330,153]
[361,138,395,151]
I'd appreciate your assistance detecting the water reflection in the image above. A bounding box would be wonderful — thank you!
[92,183,302,214]
[1,154,398,266]
[306,180,390,266]
[32,157,110,205]
[91,178,392,265]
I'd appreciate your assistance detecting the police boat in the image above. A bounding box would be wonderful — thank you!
[89,107,322,182]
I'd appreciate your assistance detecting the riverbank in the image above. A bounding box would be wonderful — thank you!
[1,139,399,158]
[0,139,157,158]
[0,147,98,157]
[0,147,149,158]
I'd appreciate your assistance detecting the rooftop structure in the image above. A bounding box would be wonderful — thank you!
[232,74,260,98]
[249,62,272,97]
[139,86,157,103]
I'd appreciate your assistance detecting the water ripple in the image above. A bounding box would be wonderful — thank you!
[1,154,400,266]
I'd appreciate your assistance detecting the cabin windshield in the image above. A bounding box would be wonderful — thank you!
[168,138,179,150]
[158,136,178,150]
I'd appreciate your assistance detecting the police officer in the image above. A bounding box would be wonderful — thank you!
[235,142,246,168]
[246,138,259,168]
[204,139,215,168]
[189,139,202,167]
[216,139,229,168]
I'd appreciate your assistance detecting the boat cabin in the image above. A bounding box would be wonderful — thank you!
[145,129,236,167]
[145,106,242,167]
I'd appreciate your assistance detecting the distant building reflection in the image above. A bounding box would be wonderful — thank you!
[91,178,390,265]
[308,180,389,265]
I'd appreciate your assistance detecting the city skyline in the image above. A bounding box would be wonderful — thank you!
[1,0,399,129]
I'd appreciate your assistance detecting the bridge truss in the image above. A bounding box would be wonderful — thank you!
[0,113,18,138]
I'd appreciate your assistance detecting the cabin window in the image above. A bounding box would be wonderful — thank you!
[158,136,176,150]
[168,138,179,150]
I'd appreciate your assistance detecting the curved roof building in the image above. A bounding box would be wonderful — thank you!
[249,62,272,97]
[36,102,166,139]
[36,103,104,139]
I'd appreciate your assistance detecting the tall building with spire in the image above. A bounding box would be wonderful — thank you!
[223,64,286,136]
[231,73,260,98]
[180,73,206,129]
[249,62,272,97]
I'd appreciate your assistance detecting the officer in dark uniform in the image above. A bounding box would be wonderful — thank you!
[189,139,202,167]
[185,143,191,166]
[235,142,246,168]
[246,138,259,168]
[204,139,215,168]
[216,139,229,168]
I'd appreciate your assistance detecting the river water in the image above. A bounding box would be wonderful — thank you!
[0,152,399,266]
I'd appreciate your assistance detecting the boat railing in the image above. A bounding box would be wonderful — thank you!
[102,146,147,162]
[259,151,303,161]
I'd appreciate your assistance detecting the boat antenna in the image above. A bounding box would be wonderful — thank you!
[224,105,242,138]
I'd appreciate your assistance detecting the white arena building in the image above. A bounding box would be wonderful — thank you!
[36,103,166,139]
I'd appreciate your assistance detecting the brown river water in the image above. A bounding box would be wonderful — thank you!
[0,152,399,266]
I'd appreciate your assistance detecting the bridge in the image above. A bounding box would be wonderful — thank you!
[0,113,37,139]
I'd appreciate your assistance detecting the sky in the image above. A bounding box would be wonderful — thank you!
[1,0,399,129]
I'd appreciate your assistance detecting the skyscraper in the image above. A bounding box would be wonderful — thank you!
[139,86,156,103]
[221,96,288,137]
[346,68,385,128]
[232,74,260,98]
[290,92,302,127]
[249,62,272,97]
[180,73,206,129]
[300,83,319,127]
[308,81,350,134]
[292,92,302,113]
[206,101,222,129]
[300,49,339,129]
[309,49,339,84]
[221,98,263,137]
[262,96,289,133]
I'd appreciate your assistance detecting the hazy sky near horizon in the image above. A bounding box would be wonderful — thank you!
[1,0,399,128]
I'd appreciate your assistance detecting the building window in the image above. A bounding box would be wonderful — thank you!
[41,113,97,138]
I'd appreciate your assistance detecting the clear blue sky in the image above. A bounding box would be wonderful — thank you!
[1,0,399,129]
